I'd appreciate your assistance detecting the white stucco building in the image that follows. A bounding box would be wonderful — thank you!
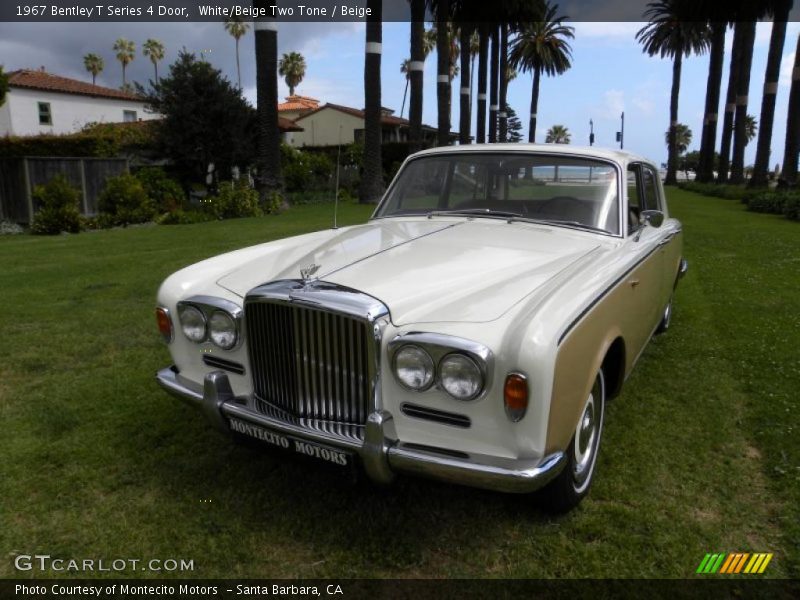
[0,68,159,137]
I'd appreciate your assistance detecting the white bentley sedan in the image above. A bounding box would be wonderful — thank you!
[155,145,687,511]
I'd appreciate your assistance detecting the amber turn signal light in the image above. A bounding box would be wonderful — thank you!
[156,307,173,343]
[504,373,528,422]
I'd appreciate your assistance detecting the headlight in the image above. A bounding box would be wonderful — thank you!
[208,310,237,350]
[393,345,435,391]
[179,304,206,342]
[439,353,483,400]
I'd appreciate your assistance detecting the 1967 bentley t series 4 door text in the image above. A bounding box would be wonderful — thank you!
[156,145,687,511]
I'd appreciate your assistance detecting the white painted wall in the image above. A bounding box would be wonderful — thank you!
[289,109,364,147]
[0,100,11,135]
[0,88,158,136]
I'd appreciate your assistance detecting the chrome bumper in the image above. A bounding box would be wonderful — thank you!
[156,366,565,494]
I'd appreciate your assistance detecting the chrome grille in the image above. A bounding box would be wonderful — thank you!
[246,301,372,427]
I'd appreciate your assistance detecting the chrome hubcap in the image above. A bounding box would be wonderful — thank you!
[573,376,602,489]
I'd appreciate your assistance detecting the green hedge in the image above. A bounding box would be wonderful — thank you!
[678,181,800,222]
[0,121,157,158]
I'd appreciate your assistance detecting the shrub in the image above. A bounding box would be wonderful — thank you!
[30,175,83,235]
[205,180,262,219]
[98,173,157,225]
[281,145,334,193]
[783,196,800,221]
[135,168,186,213]
[155,209,214,225]
[746,192,786,215]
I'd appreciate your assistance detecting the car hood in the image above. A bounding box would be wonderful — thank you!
[216,218,604,325]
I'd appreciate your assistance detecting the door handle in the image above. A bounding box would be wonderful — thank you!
[629,279,640,288]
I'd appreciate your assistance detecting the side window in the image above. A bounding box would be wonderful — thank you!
[641,166,661,211]
[626,164,642,234]
[123,110,138,123]
[38,102,52,126]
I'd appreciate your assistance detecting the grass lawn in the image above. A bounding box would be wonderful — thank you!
[0,192,798,579]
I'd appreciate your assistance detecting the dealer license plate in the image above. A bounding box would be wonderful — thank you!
[228,417,353,468]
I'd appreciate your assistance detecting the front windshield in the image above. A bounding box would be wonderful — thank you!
[375,153,620,235]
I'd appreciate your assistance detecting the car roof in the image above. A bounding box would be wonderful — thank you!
[409,143,654,168]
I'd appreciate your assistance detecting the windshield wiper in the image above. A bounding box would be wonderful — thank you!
[538,219,608,233]
[426,208,524,219]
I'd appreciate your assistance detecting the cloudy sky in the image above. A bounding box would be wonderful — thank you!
[1,18,798,168]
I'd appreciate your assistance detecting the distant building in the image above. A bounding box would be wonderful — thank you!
[0,68,159,137]
[277,95,447,147]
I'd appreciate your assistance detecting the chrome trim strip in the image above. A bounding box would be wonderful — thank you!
[387,444,566,494]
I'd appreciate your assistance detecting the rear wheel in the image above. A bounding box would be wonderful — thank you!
[539,369,605,513]
[655,297,673,334]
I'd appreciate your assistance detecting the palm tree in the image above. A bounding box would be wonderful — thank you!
[225,18,250,89]
[636,0,710,185]
[729,21,757,183]
[751,0,794,187]
[408,0,425,150]
[278,52,306,96]
[509,1,575,144]
[697,21,726,182]
[546,124,571,143]
[142,39,165,83]
[717,22,744,182]
[253,2,282,198]
[400,59,411,118]
[744,114,758,146]
[436,0,451,146]
[665,122,692,154]
[783,33,800,183]
[476,24,489,143]
[113,38,136,87]
[83,53,104,85]
[459,24,473,144]
[360,0,383,203]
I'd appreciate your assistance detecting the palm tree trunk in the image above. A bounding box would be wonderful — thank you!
[459,24,471,144]
[360,0,383,203]
[718,22,744,183]
[731,21,757,184]
[665,51,682,185]
[436,0,450,146]
[489,25,499,143]
[254,5,283,197]
[400,79,409,119]
[528,67,540,143]
[122,63,126,86]
[154,63,158,83]
[498,23,509,142]
[698,22,726,183]
[751,4,790,187]
[783,33,800,182]
[476,26,488,143]
[409,0,424,150]
[92,73,96,85]
[236,38,242,89]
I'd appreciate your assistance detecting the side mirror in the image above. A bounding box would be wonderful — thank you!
[640,209,664,228]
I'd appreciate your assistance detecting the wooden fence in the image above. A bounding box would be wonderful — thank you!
[0,157,129,223]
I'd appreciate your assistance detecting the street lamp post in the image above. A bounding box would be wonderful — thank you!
[589,119,594,146]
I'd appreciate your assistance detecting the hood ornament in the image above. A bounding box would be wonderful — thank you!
[300,263,321,281]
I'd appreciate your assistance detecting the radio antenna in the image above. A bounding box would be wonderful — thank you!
[333,124,342,229]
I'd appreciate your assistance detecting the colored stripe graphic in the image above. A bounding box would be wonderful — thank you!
[697,552,773,575]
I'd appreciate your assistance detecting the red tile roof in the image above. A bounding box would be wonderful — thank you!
[8,69,143,101]
[278,94,320,112]
[297,103,411,127]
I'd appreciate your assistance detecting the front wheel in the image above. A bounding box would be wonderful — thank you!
[539,369,605,513]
